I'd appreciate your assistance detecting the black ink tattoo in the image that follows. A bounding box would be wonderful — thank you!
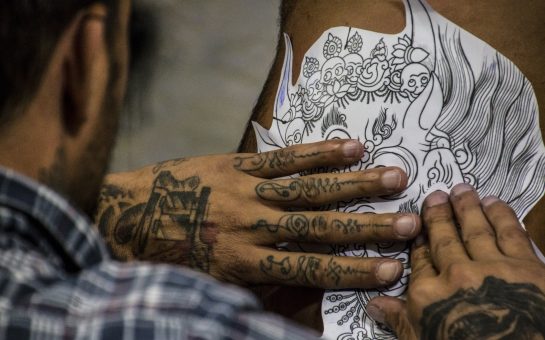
[251,214,326,240]
[251,214,390,241]
[233,149,331,174]
[259,255,322,285]
[151,158,187,174]
[96,184,135,239]
[255,177,366,202]
[421,277,545,340]
[331,218,390,235]
[96,171,214,273]
[325,258,369,286]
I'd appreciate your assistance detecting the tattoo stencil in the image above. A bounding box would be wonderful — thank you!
[253,0,545,338]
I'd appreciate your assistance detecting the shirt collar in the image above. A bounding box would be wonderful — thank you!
[0,167,110,271]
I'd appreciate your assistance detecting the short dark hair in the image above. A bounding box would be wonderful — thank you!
[0,1,116,125]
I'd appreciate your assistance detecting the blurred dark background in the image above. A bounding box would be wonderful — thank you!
[111,0,280,171]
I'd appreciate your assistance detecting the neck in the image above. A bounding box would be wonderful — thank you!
[0,107,64,187]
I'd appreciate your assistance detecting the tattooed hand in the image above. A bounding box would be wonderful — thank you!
[96,139,420,290]
[367,184,545,340]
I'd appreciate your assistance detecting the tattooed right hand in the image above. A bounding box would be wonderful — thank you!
[96,139,420,289]
[367,185,545,340]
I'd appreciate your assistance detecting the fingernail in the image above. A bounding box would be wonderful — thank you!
[394,215,416,238]
[377,261,401,284]
[425,191,448,208]
[382,170,402,191]
[482,196,500,207]
[367,304,386,324]
[451,183,474,197]
[342,140,364,159]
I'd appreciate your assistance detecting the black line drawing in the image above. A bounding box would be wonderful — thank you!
[253,0,545,338]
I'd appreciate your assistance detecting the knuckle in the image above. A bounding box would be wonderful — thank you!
[409,278,435,301]
[300,191,315,206]
[312,215,330,241]
[370,220,388,239]
[497,226,528,243]
[433,237,460,254]
[462,229,495,244]
[456,205,482,223]
[424,209,453,226]
[444,263,473,283]
[425,215,453,226]
[310,263,326,287]
[486,202,518,222]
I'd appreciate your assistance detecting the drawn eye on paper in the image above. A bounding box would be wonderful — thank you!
[253,0,545,338]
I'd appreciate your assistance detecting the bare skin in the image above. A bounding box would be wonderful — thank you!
[368,186,545,339]
[239,0,545,253]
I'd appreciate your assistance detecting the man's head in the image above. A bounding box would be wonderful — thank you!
[0,0,131,216]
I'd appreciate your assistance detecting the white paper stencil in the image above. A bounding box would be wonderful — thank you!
[252,0,545,338]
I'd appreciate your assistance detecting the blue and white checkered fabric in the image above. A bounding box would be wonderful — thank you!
[0,168,318,340]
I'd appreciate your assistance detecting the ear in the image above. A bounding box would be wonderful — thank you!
[62,4,109,136]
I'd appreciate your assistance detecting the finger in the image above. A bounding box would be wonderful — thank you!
[482,196,539,260]
[250,211,420,244]
[449,184,502,260]
[367,297,417,340]
[422,191,469,271]
[253,250,403,289]
[255,167,407,207]
[232,139,365,178]
[410,236,437,282]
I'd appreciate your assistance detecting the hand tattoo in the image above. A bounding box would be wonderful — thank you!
[325,258,369,286]
[421,277,545,340]
[256,177,365,202]
[233,149,330,174]
[259,255,370,287]
[331,218,390,235]
[260,255,322,286]
[96,171,214,273]
[151,158,187,174]
[251,214,390,241]
[251,214,327,240]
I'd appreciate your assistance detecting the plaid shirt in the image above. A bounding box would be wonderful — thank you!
[0,168,318,340]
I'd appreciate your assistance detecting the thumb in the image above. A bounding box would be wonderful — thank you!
[367,297,417,340]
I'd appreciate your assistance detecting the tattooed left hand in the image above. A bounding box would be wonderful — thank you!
[367,184,545,340]
[97,139,420,290]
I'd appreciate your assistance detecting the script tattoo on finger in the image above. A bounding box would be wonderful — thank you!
[332,218,390,234]
[251,214,327,240]
[421,277,545,339]
[96,171,214,273]
[260,255,322,285]
[325,258,369,286]
[233,149,331,174]
[251,215,391,241]
[256,177,366,202]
